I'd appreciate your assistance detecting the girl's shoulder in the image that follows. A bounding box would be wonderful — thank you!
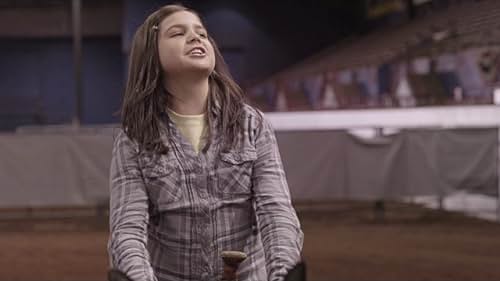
[112,127,140,153]
[242,103,265,128]
[241,103,276,138]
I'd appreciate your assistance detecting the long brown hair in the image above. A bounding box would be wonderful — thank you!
[121,4,245,154]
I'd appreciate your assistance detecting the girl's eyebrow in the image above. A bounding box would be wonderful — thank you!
[166,23,205,32]
[166,24,185,33]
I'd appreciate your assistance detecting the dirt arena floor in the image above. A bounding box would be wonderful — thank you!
[1,201,499,281]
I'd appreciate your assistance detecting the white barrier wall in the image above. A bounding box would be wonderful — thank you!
[1,105,499,207]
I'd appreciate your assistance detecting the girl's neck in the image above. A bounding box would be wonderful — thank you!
[164,75,209,115]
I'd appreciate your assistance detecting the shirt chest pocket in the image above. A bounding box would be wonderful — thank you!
[141,155,183,208]
[217,148,257,197]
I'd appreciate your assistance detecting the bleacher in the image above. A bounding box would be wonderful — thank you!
[248,0,500,111]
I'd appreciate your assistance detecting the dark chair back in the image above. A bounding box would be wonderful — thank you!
[108,261,307,281]
[284,261,307,281]
[108,269,132,281]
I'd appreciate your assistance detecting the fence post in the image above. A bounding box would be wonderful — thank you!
[497,128,500,222]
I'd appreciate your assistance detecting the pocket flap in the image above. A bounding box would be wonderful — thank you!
[141,155,177,179]
[220,148,257,165]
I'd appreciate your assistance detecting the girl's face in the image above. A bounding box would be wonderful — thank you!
[157,11,215,77]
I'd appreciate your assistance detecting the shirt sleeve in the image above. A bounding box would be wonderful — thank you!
[108,129,157,281]
[251,117,304,281]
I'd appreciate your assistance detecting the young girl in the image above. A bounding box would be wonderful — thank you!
[108,4,303,281]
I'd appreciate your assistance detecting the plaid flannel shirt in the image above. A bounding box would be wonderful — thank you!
[108,104,303,281]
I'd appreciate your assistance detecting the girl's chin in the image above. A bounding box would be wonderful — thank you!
[163,61,214,77]
[184,63,215,75]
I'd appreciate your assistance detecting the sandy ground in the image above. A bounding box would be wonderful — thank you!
[1,201,499,281]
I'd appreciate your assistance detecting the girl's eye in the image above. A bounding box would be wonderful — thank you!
[199,33,207,38]
[172,32,184,37]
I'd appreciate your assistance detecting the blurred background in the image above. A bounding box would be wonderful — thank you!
[1,0,500,280]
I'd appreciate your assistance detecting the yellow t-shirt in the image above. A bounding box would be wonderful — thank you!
[167,108,207,154]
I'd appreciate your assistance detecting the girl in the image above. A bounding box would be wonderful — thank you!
[108,4,303,281]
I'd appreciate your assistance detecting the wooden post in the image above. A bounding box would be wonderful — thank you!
[72,0,82,126]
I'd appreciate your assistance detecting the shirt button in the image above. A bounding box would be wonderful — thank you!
[252,224,258,235]
[199,190,208,199]
[195,166,203,173]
